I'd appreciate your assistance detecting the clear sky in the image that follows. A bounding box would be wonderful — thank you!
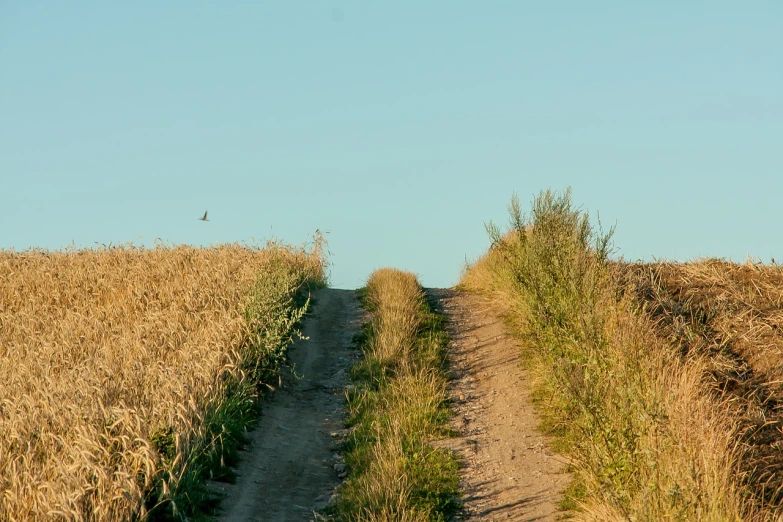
[1,2,781,289]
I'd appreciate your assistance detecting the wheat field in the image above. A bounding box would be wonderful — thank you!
[0,240,325,521]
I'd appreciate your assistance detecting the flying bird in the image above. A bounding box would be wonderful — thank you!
[199,211,209,222]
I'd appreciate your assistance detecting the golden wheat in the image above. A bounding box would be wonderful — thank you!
[0,240,324,521]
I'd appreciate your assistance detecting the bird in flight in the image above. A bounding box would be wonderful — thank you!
[199,211,209,222]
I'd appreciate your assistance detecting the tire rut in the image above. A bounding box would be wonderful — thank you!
[210,288,361,522]
[430,288,569,521]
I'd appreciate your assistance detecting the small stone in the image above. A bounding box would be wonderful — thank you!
[334,462,346,473]
[313,495,330,510]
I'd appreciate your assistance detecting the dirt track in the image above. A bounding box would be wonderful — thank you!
[431,289,568,521]
[211,288,361,522]
[210,287,566,521]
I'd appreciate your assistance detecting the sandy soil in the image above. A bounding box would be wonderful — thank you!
[210,288,361,522]
[430,289,570,522]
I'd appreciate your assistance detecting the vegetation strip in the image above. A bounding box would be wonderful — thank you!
[461,189,757,520]
[0,239,326,521]
[333,268,459,521]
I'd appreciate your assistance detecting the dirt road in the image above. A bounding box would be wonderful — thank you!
[211,288,361,522]
[210,287,565,521]
[431,289,569,521]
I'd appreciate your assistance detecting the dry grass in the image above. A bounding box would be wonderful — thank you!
[461,190,754,520]
[336,269,458,522]
[363,269,423,369]
[621,260,783,510]
[0,238,325,521]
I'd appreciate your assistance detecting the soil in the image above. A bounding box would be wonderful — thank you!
[430,288,569,522]
[209,288,361,522]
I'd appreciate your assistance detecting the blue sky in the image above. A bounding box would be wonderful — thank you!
[1,2,781,288]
